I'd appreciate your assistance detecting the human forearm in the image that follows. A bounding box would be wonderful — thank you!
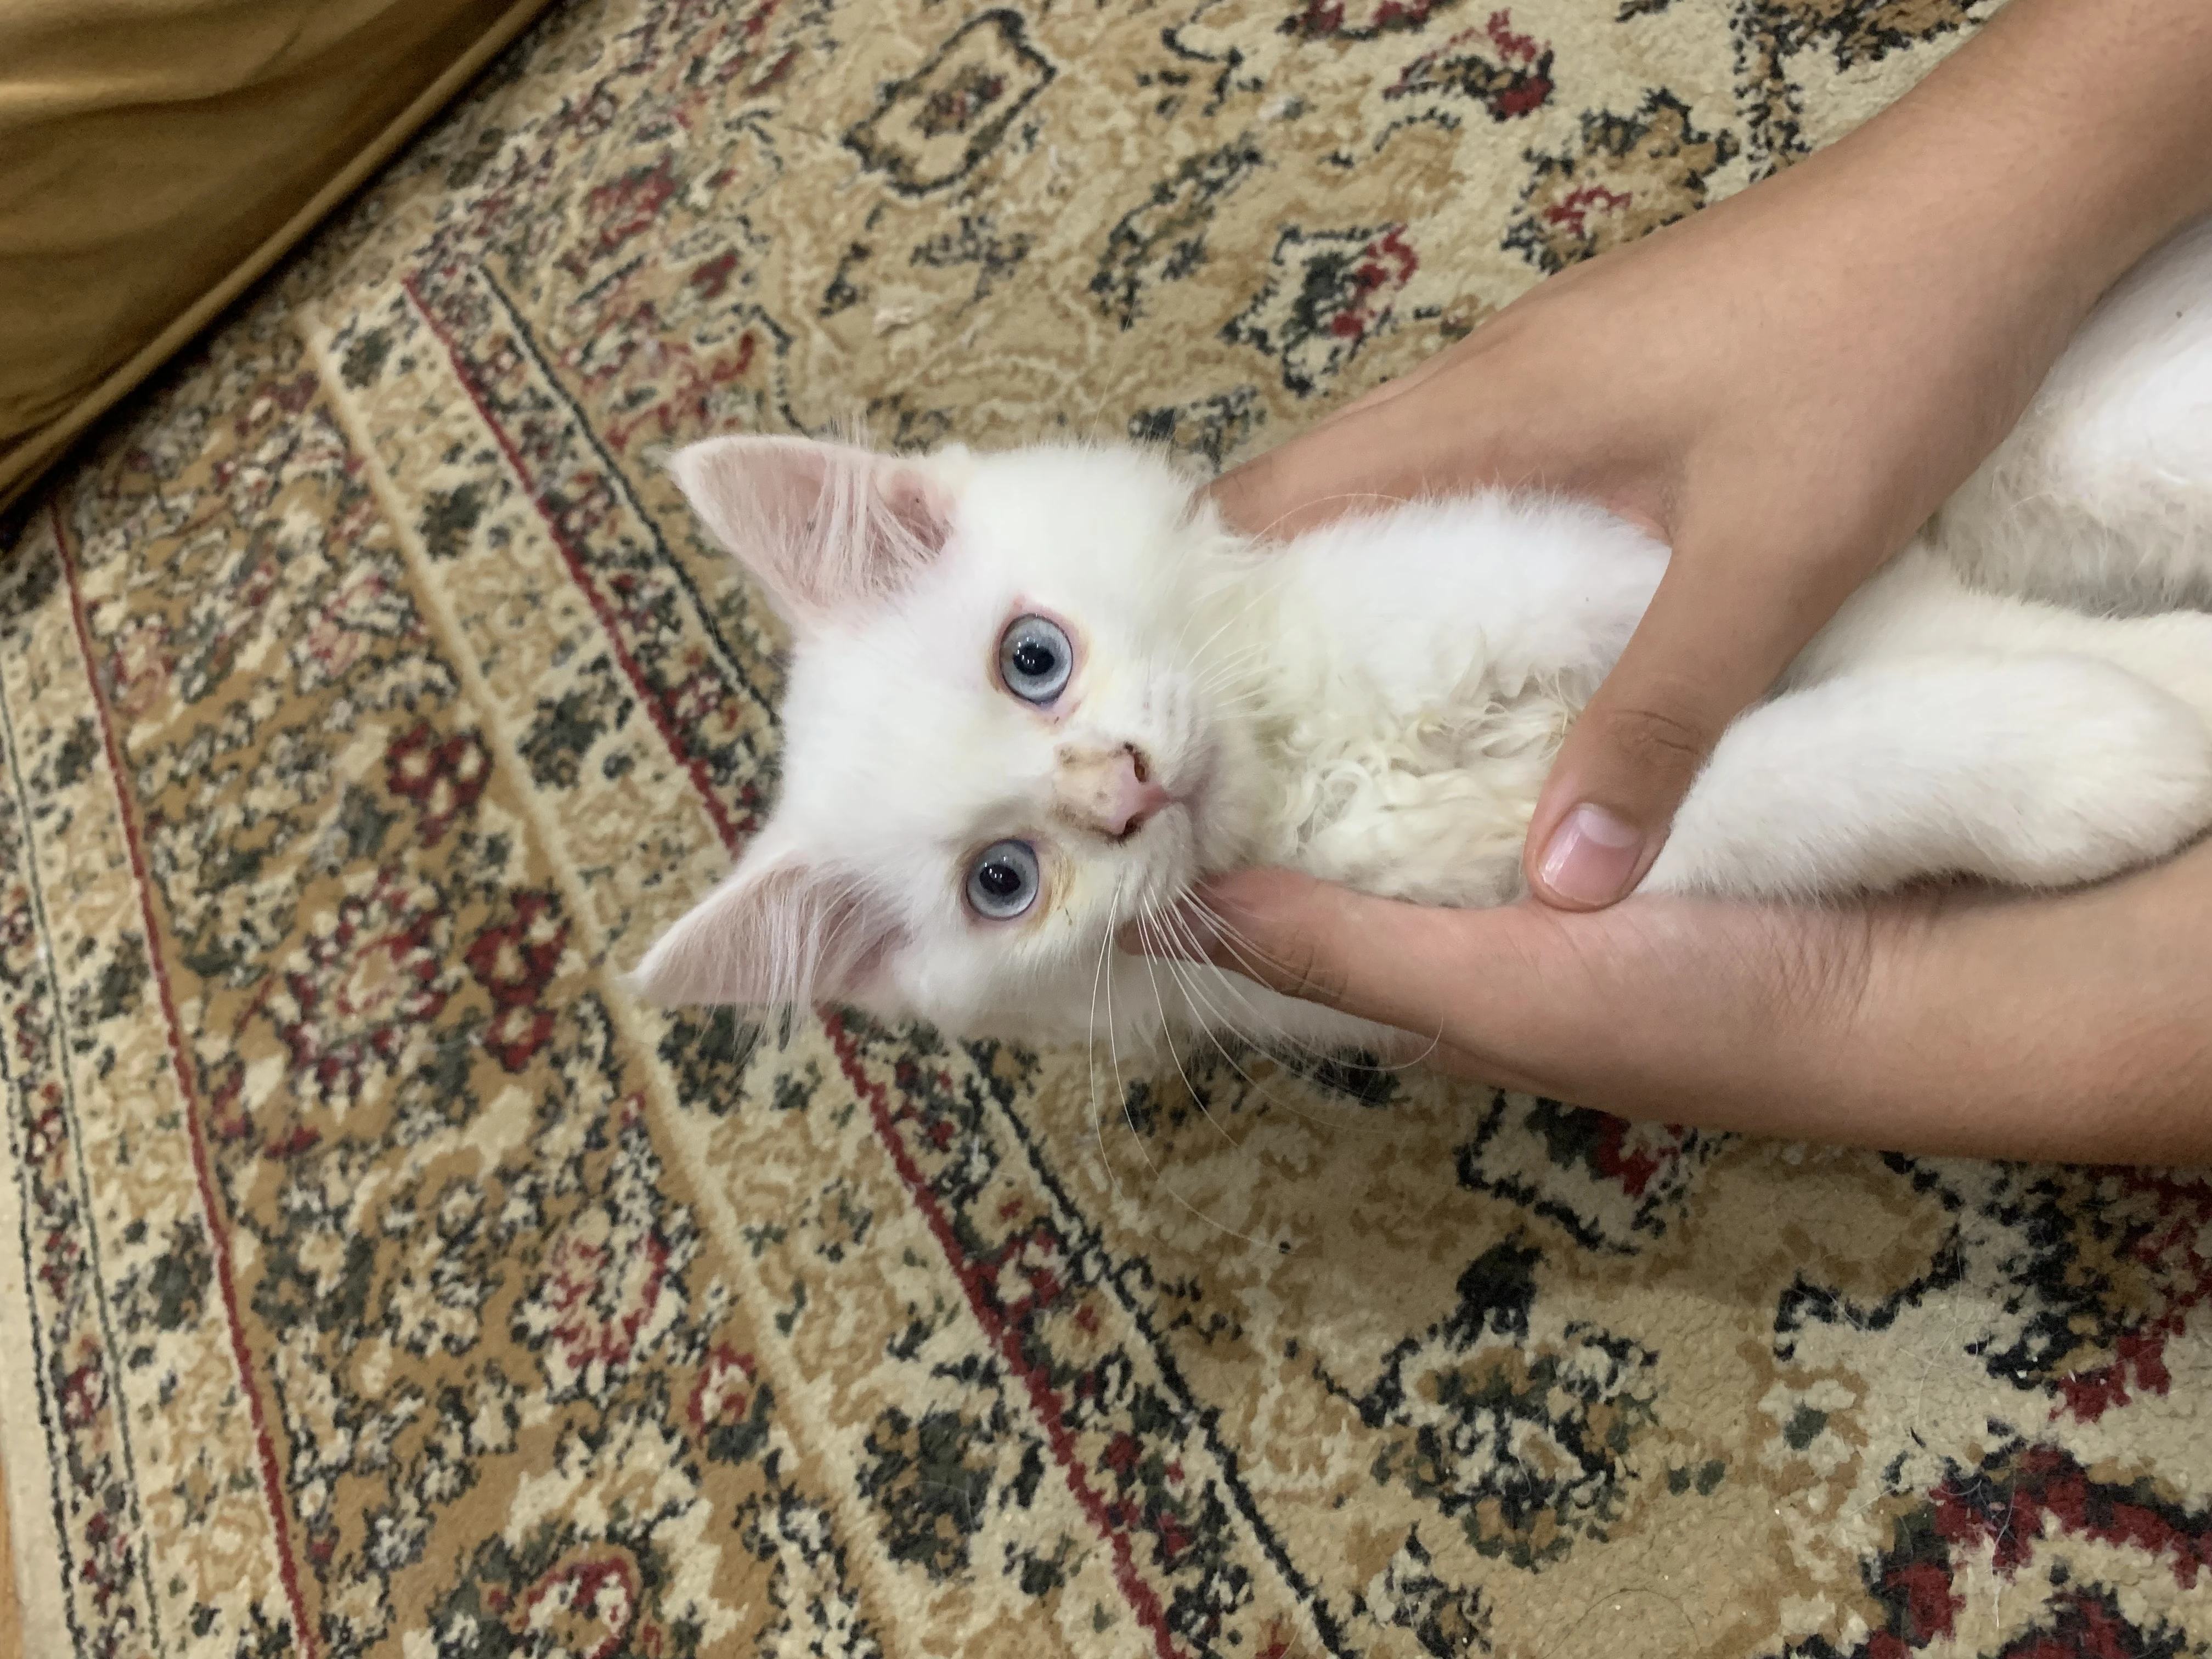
[1172,839,2212,1164]
[1839,840,2212,1164]
[1846,0,2212,311]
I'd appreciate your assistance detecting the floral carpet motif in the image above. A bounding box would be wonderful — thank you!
[3,0,2209,1655]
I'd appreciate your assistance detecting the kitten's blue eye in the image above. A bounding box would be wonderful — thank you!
[966,839,1040,921]
[998,614,1073,704]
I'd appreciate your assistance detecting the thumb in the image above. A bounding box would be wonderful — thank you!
[1526,540,1837,910]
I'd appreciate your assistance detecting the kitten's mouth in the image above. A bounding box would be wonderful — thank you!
[1110,745,1214,843]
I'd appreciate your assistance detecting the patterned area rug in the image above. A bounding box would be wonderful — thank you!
[5,0,2211,1654]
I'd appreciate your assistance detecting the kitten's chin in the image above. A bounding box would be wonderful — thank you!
[1184,780,1263,874]
[1178,721,1268,871]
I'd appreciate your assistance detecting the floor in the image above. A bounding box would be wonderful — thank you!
[0,1456,18,1659]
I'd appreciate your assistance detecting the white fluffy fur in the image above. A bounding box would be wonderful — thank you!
[633,218,2212,1057]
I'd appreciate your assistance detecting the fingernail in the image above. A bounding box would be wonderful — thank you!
[1537,805,1644,907]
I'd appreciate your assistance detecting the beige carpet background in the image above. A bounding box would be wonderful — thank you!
[5,0,2211,1654]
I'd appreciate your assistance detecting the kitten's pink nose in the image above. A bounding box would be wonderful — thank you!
[1054,744,1173,840]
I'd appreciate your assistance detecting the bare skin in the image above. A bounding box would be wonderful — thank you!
[1178,0,2212,1158]
[1183,844,2212,1165]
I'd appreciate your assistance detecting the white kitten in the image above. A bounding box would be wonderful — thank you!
[632,217,2212,1056]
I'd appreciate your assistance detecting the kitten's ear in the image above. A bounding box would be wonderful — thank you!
[668,435,963,623]
[627,851,902,1009]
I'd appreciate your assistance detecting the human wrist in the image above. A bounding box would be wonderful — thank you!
[1834,0,2212,316]
[1876,845,2212,1160]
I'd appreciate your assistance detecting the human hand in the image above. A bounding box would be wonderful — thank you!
[1166,840,2212,1164]
[1211,0,2212,912]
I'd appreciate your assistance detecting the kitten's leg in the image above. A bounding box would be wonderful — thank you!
[1804,546,2212,731]
[2082,608,2212,728]
[1641,653,2212,900]
[1934,214,2212,611]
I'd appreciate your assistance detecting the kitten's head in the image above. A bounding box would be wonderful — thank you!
[629,435,1261,1043]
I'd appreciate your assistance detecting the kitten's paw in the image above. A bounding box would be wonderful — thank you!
[2119,610,2212,732]
[1641,653,2212,901]
[1976,668,2212,888]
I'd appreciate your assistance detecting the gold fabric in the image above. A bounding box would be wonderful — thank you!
[0,0,554,513]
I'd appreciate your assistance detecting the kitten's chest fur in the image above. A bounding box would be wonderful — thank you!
[1230,646,1575,907]
[1193,464,2212,923]
[1194,495,1666,906]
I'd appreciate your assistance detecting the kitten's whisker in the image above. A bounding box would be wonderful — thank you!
[1097,906,1272,1250]
[1158,903,1426,1108]
[1176,610,1251,663]
[1160,900,1339,1063]
[1155,1175,1272,1248]
[1186,655,1271,708]
[1159,916,1398,1141]
[1154,907,1314,1058]
[1182,595,1296,686]
[1087,879,1127,1203]
[1187,651,1268,691]
[1184,634,1271,678]
[1100,890,1169,1189]
[1150,903,1373,1132]
[1188,675,1269,708]
[1182,894,1445,1076]
[1151,940,1344,1132]
[1178,551,1309,696]
[1175,553,1304,661]
[1246,490,1411,548]
[1133,909,1241,1150]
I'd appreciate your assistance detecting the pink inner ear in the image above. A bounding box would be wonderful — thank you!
[878,469,947,550]
[669,436,951,620]
[629,857,904,1009]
